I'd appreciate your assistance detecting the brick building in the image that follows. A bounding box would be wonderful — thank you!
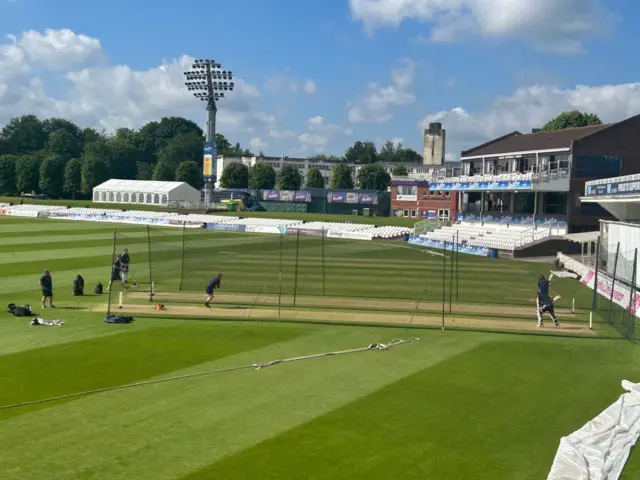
[391,179,457,221]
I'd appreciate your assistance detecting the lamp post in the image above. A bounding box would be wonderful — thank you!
[184,59,234,205]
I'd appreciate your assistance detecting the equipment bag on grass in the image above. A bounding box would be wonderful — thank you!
[104,314,134,324]
[94,283,103,295]
[73,275,85,296]
[7,304,32,317]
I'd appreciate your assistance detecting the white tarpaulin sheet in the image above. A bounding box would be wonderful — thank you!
[548,380,640,479]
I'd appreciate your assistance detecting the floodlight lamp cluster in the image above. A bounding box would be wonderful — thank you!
[183,58,234,103]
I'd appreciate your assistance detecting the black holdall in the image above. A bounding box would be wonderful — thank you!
[104,314,135,324]
[7,304,33,317]
[73,275,85,296]
[94,283,103,295]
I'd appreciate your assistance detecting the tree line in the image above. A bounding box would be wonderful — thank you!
[0,114,253,199]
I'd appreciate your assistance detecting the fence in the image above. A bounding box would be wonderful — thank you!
[588,241,639,343]
[100,224,611,339]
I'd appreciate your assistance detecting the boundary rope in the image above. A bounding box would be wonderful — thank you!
[0,338,419,410]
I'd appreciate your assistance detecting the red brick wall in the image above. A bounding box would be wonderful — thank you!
[391,186,457,219]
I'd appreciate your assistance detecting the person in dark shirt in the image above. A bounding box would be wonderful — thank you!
[204,273,222,308]
[120,249,130,284]
[107,255,127,292]
[39,269,55,308]
[537,273,559,328]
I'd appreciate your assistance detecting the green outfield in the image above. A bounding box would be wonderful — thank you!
[2,217,640,479]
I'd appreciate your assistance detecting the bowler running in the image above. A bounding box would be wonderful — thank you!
[537,273,559,328]
[204,273,222,308]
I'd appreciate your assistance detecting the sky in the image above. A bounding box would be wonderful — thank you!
[1,0,640,160]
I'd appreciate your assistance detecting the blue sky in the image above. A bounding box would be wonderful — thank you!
[1,0,640,158]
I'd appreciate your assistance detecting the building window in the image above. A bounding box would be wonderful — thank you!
[403,209,409,217]
[161,195,168,204]
[544,192,567,215]
[123,193,129,202]
[93,191,99,201]
[146,194,152,203]
[101,192,107,202]
[115,192,122,202]
[154,194,160,204]
[557,155,570,170]
[438,209,450,221]
[573,155,622,179]
[108,192,114,202]
[444,191,450,198]
[131,194,137,203]
[411,209,417,217]
[139,193,144,203]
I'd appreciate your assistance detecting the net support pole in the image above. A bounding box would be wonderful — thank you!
[607,242,620,325]
[106,230,117,317]
[628,248,638,342]
[456,230,459,301]
[147,225,153,302]
[293,229,300,307]
[441,243,446,331]
[592,240,600,311]
[278,233,283,320]
[321,228,325,296]
[178,221,186,290]
[449,235,454,313]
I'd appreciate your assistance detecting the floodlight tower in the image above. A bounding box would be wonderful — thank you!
[184,59,234,205]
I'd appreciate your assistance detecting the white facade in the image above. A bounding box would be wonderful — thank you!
[93,179,201,206]
[215,156,357,189]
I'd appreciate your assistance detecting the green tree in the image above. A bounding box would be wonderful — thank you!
[107,137,139,179]
[63,158,83,199]
[541,110,602,132]
[175,161,203,189]
[47,129,81,161]
[42,117,82,140]
[312,154,342,162]
[215,133,233,155]
[344,140,377,164]
[157,132,203,166]
[357,163,391,190]
[0,155,18,195]
[277,164,302,190]
[39,155,66,197]
[378,141,398,163]
[136,163,154,180]
[137,116,203,164]
[15,155,41,193]
[81,157,110,194]
[330,163,354,189]
[0,115,47,154]
[81,127,106,148]
[152,161,175,181]
[397,147,421,163]
[219,162,249,189]
[305,167,325,188]
[249,162,277,189]
[392,164,408,176]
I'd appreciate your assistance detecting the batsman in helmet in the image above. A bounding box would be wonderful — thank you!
[537,273,560,328]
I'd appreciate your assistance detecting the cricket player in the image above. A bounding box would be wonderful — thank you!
[204,273,222,308]
[39,269,55,309]
[120,248,130,283]
[107,255,127,292]
[537,273,559,328]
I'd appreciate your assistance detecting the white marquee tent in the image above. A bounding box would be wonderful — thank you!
[93,179,201,206]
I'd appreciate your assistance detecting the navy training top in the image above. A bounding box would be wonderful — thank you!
[538,278,550,297]
[207,275,221,291]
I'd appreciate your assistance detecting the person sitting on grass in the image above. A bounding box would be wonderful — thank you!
[107,255,127,292]
[205,273,222,308]
[39,269,55,309]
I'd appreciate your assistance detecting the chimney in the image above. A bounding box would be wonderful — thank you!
[532,128,541,133]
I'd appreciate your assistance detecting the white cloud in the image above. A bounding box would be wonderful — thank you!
[349,0,616,52]
[390,137,403,147]
[265,74,317,94]
[419,82,640,159]
[0,29,282,142]
[297,115,352,153]
[249,137,268,151]
[348,58,416,124]
[268,129,295,139]
[8,29,104,69]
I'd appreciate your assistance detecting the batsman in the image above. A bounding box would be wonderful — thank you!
[537,273,560,328]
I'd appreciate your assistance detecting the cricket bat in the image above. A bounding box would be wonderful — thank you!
[553,295,561,303]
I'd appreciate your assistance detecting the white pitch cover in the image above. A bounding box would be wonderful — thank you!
[547,380,640,480]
